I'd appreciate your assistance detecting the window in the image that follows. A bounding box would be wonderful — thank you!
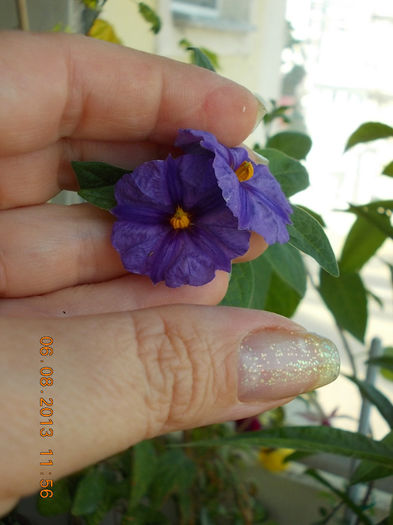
[171,0,219,18]
[176,0,217,7]
[171,0,252,31]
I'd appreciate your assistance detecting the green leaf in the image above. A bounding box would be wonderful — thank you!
[71,160,130,210]
[122,504,171,525]
[263,243,306,296]
[177,488,193,524]
[221,257,272,310]
[256,147,309,197]
[295,205,326,227]
[186,47,216,71]
[346,201,393,240]
[339,216,387,273]
[130,440,158,508]
[184,426,393,468]
[199,47,220,70]
[84,497,113,525]
[82,0,100,8]
[306,469,373,525]
[283,450,314,463]
[249,257,274,310]
[72,161,129,189]
[263,270,302,318]
[351,463,393,487]
[266,131,312,160]
[383,160,393,177]
[179,39,220,69]
[346,375,393,427]
[319,270,367,342]
[200,507,215,525]
[150,449,197,507]
[351,431,393,485]
[288,206,339,276]
[179,37,192,48]
[221,251,304,316]
[78,185,117,210]
[81,467,127,524]
[138,2,161,33]
[221,261,255,308]
[367,356,393,373]
[71,468,107,515]
[379,347,393,381]
[36,478,72,516]
[345,122,393,151]
[262,101,293,126]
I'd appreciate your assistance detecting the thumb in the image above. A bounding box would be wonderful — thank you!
[0,306,339,507]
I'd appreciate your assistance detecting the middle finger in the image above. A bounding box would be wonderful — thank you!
[0,139,175,209]
[0,203,266,298]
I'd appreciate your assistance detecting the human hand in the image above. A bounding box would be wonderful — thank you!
[0,31,339,515]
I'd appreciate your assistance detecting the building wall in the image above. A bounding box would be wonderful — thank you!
[101,0,287,146]
[101,0,159,53]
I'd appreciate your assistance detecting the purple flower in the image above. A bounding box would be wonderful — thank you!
[175,129,292,244]
[111,154,250,287]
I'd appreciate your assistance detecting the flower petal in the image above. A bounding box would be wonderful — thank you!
[111,221,169,277]
[236,163,293,244]
[112,204,167,224]
[175,154,222,212]
[196,204,251,262]
[176,128,292,244]
[114,161,173,211]
[176,128,248,168]
[159,223,249,287]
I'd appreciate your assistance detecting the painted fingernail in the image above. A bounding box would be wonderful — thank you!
[252,93,267,131]
[238,330,340,402]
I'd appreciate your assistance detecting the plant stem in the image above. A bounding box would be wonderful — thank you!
[354,482,374,525]
[336,322,358,378]
[16,0,30,30]
[345,337,382,525]
[314,501,344,525]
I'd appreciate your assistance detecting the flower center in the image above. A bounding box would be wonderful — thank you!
[170,206,191,229]
[235,161,254,182]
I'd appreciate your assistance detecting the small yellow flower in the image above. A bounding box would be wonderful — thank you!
[88,19,123,45]
[258,448,294,472]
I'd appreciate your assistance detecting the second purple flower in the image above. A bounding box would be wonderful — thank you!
[176,129,293,244]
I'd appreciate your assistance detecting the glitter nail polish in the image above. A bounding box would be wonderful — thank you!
[238,330,340,402]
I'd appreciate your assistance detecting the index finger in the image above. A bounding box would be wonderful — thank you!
[0,31,260,156]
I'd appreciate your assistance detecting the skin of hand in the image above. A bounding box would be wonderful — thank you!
[0,31,340,515]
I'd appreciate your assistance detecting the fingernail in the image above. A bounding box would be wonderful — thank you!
[252,93,267,131]
[238,330,340,402]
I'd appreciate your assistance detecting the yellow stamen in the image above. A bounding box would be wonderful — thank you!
[235,161,254,182]
[170,206,191,229]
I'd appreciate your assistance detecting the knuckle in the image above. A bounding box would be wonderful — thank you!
[131,307,221,435]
